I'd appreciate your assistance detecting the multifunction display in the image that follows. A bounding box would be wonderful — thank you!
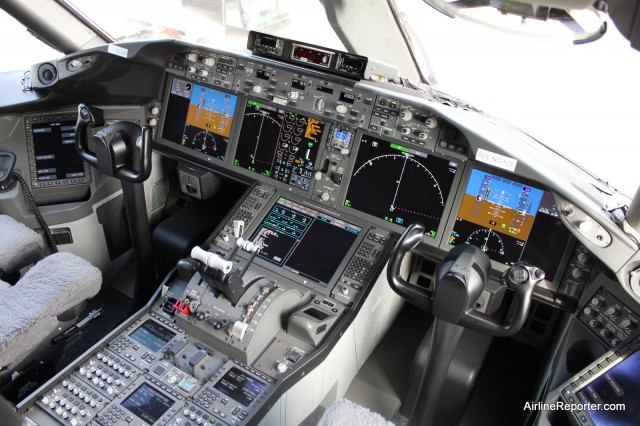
[344,135,459,238]
[234,100,325,191]
[31,120,86,182]
[213,367,266,407]
[161,77,238,159]
[129,319,176,352]
[574,350,640,425]
[250,197,361,285]
[121,383,174,425]
[449,169,571,277]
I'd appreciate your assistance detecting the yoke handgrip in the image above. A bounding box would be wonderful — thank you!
[75,103,103,166]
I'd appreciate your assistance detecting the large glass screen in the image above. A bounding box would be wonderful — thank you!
[344,134,459,238]
[32,120,86,182]
[575,350,640,425]
[448,169,571,279]
[250,197,361,286]
[161,77,238,160]
[233,100,325,191]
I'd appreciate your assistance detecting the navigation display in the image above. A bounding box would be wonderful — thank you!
[233,100,325,191]
[250,197,361,285]
[31,120,86,182]
[448,169,571,279]
[161,77,238,160]
[344,135,459,238]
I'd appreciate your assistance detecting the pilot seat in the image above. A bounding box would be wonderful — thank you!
[0,214,102,399]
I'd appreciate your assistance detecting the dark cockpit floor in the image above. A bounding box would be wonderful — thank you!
[55,285,133,371]
[345,302,543,426]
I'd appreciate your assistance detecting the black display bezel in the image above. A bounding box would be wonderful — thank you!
[24,112,92,190]
[440,162,574,282]
[248,196,362,287]
[242,193,368,293]
[156,75,244,168]
[337,131,464,247]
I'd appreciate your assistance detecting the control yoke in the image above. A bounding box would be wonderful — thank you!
[75,103,152,183]
[388,221,545,337]
[188,224,261,306]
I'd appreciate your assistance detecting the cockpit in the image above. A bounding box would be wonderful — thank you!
[0,1,639,425]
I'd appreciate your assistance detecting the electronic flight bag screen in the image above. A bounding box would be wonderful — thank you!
[250,197,361,286]
[31,120,86,182]
[344,134,459,238]
[161,77,239,160]
[234,99,326,191]
[574,349,640,425]
[448,169,571,280]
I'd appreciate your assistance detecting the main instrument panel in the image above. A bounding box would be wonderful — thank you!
[15,34,589,426]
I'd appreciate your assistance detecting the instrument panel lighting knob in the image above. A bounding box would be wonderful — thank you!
[425,117,438,129]
[400,110,413,121]
[202,57,215,66]
[277,362,288,373]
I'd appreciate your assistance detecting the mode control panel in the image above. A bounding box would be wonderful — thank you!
[233,59,374,128]
[579,288,640,347]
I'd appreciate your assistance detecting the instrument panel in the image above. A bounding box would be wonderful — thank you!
[13,36,592,426]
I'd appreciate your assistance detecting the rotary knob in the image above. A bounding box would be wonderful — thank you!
[202,57,215,66]
[424,117,438,129]
[620,318,637,330]
[277,362,288,374]
[252,85,263,94]
[320,192,331,202]
[336,104,348,114]
[400,110,413,121]
[187,66,197,74]
[401,127,411,135]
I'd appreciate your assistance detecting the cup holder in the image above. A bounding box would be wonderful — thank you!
[565,339,606,374]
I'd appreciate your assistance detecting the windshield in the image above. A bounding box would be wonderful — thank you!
[396,0,640,197]
[36,0,640,197]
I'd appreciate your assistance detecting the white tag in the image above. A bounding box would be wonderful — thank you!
[108,44,128,58]
[475,148,517,172]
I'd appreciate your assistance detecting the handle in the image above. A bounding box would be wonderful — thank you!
[457,262,544,337]
[75,103,103,166]
[191,246,233,274]
[75,103,152,183]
